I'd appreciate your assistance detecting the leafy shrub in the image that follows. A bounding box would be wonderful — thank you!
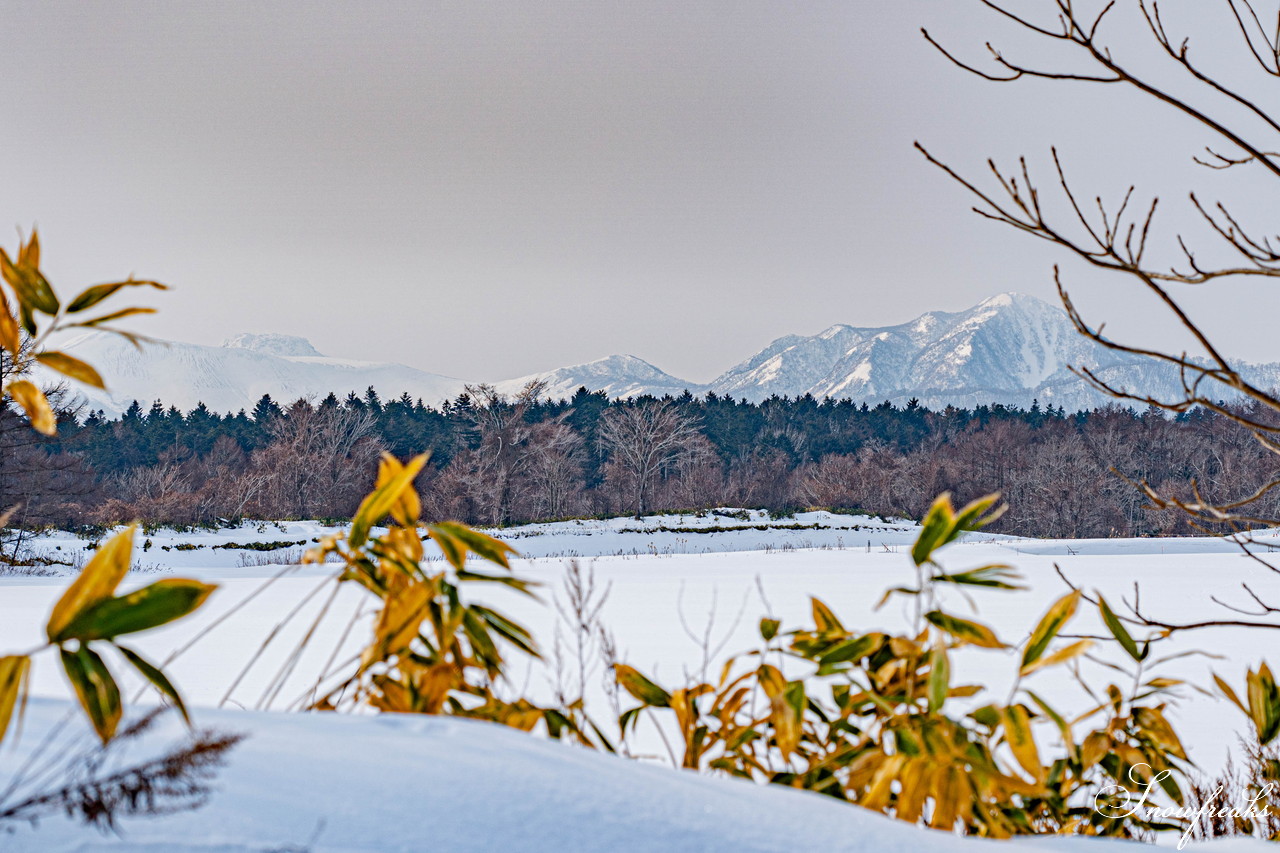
[613,494,1195,838]
[0,232,213,750]
[303,453,606,745]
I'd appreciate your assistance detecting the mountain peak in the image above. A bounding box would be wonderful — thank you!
[222,333,324,358]
[583,354,666,374]
[976,291,1047,310]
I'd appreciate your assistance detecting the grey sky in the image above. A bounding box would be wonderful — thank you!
[2,1,1275,383]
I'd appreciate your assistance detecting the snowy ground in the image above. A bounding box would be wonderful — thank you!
[3,511,1279,850]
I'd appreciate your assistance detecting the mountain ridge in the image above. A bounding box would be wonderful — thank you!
[32,293,1276,416]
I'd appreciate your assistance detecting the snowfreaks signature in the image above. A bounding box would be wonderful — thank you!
[1095,764,1274,850]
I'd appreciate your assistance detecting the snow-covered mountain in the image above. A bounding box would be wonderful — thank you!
[531,292,1279,409]
[37,332,467,416]
[32,292,1280,416]
[708,293,1127,407]
[494,354,700,401]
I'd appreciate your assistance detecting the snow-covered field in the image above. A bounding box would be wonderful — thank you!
[3,511,1278,851]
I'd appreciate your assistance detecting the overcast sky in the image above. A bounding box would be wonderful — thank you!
[2,1,1276,383]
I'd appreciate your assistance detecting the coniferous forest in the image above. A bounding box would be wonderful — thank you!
[5,381,1277,538]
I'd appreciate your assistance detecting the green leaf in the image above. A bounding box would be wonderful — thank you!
[1026,690,1075,761]
[970,704,1001,728]
[816,634,879,667]
[430,521,517,569]
[618,706,644,735]
[47,526,136,641]
[615,664,671,707]
[759,617,781,641]
[810,597,844,633]
[925,610,1004,648]
[1021,591,1081,673]
[0,249,58,315]
[927,646,950,713]
[53,578,216,642]
[117,645,189,725]
[1098,595,1143,662]
[456,569,538,596]
[427,524,467,570]
[0,655,30,746]
[932,564,1024,590]
[462,608,502,670]
[60,646,121,744]
[950,493,1005,538]
[911,494,955,567]
[18,301,35,337]
[1246,663,1280,745]
[472,604,539,658]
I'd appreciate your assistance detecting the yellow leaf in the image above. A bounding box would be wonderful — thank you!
[895,758,929,823]
[0,655,30,746]
[5,380,55,435]
[1002,704,1044,783]
[375,455,422,526]
[46,526,136,642]
[930,764,962,830]
[770,681,805,757]
[18,229,39,268]
[1080,730,1109,769]
[370,581,431,660]
[810,597,844,633]
[68,306,157,328]
[1021,639,1094,676]
[66,278,167,313]
[34,351,106,389]
[350,453,428,547]
[862,753,906,811]
[925,610,1004,648]
[0,249,58,315]
[615,664,672,707]
[0,291,18,354]
[1215,672,1247,715]
[1134,706,1188,762]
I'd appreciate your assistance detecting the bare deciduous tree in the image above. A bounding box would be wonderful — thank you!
[524,420,587,520]
[450,380,551,526]
[598,400,704,518]
[252,398,383,519]
[923,0,1280,630]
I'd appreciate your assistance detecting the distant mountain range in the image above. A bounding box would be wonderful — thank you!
[34,293,1280,416]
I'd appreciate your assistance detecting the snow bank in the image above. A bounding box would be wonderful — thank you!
[2,699,1264,852]
[6,514,1280,849]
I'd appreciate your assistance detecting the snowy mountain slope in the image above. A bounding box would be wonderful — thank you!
[29,293,1280,416]
[709,293,1131,404]
[33,332,467,416]
[493,353,705,400]
[705,292,1280,408]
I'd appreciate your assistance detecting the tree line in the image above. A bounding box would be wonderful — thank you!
[5,380,1278,538]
